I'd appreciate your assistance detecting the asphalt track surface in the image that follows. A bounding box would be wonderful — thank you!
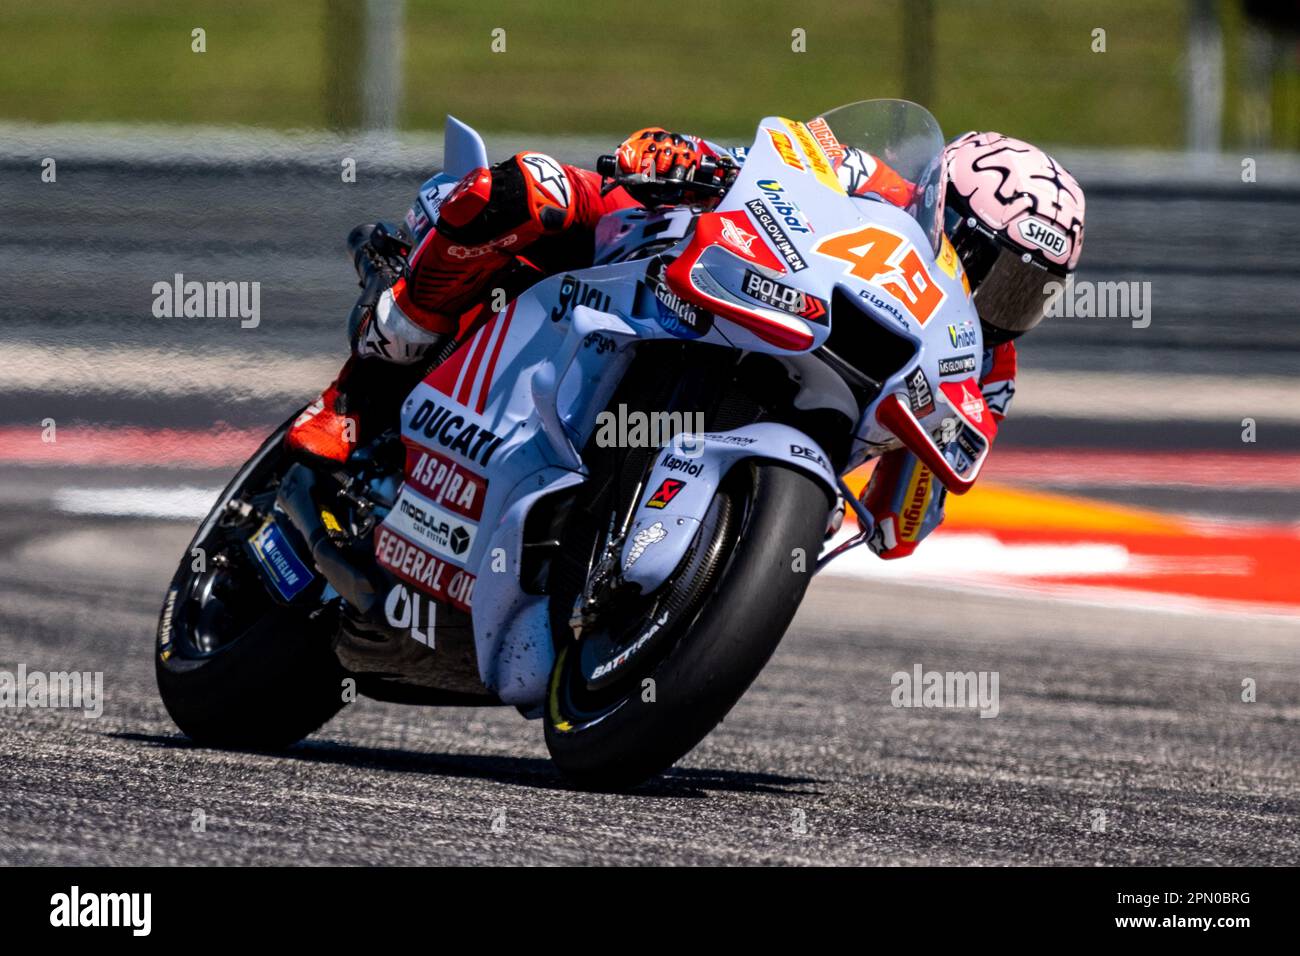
[1,498,1297,865]
[1,154,1298,865]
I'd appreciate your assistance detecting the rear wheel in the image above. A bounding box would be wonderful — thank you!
[155,419,347,750]
[544,461,829,789]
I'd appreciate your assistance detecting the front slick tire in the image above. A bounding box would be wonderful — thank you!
[544,462,829,790]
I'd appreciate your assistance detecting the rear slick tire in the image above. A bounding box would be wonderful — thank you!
[155,418,347,751]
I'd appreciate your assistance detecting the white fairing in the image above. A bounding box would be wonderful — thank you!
[373,107,984,708]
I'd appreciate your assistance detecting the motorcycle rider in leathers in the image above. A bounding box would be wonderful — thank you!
[289,125,1086,560]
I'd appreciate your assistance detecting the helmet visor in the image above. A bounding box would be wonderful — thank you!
[947,212,1060,336]
[972,244,1059,336]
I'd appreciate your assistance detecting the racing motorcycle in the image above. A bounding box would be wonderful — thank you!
[156,99,995,789]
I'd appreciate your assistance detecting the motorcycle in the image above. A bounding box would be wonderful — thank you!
[156,99,995,789]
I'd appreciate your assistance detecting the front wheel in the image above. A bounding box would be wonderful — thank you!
[544,461,830,789]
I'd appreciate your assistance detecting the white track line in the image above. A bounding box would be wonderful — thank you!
[52,486,222,520]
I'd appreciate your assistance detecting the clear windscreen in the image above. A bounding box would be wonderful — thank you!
[811,99,947,252]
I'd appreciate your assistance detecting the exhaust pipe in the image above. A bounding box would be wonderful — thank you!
[276,463,385,618]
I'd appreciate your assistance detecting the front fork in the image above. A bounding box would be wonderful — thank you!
[567,470,650,639]
[815,476,877,572]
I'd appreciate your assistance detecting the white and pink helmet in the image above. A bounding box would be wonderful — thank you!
[943,131,1086,341]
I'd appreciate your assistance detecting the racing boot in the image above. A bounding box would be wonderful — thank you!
[284,354,430,465]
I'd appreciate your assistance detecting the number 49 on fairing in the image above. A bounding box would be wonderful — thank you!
[814,224,946,325]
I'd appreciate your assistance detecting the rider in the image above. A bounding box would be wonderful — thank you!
[290,126,1084,561]
[862,130,1085,557]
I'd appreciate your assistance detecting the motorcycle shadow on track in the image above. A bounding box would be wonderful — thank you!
[108,732,822,798]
